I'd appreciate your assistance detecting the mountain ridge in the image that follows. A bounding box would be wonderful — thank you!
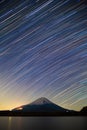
[80,106,87,113]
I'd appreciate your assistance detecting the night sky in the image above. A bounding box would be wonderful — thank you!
[0,0,87,111]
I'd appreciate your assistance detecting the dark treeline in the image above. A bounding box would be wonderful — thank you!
[0,110,87,116]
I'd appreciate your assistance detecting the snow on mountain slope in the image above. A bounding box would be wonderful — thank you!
[29,97,52,105]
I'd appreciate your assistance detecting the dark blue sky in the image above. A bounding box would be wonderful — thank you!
[0,0,87,110]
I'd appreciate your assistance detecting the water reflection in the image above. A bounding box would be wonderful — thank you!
[8,117,12,130]
[0,117,86,130]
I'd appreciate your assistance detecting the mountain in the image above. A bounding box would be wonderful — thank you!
[12,97,69,112]
[80,106,87,113]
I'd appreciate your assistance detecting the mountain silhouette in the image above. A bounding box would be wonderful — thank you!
[80,106,87,113]
[12,97,69,112]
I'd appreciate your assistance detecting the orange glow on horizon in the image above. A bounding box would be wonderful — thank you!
[0,102,24,111]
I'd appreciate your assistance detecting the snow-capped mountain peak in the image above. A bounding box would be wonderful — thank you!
[12,97,70,112]
[30,97,52,105]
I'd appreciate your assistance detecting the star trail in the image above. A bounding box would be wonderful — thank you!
[0,0,87,110]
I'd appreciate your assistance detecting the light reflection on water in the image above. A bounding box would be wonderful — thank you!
[0,117,87,130]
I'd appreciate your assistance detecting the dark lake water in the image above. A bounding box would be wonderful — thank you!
[0,117,87,130]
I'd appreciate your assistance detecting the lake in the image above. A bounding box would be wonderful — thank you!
[0,117,87,130]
